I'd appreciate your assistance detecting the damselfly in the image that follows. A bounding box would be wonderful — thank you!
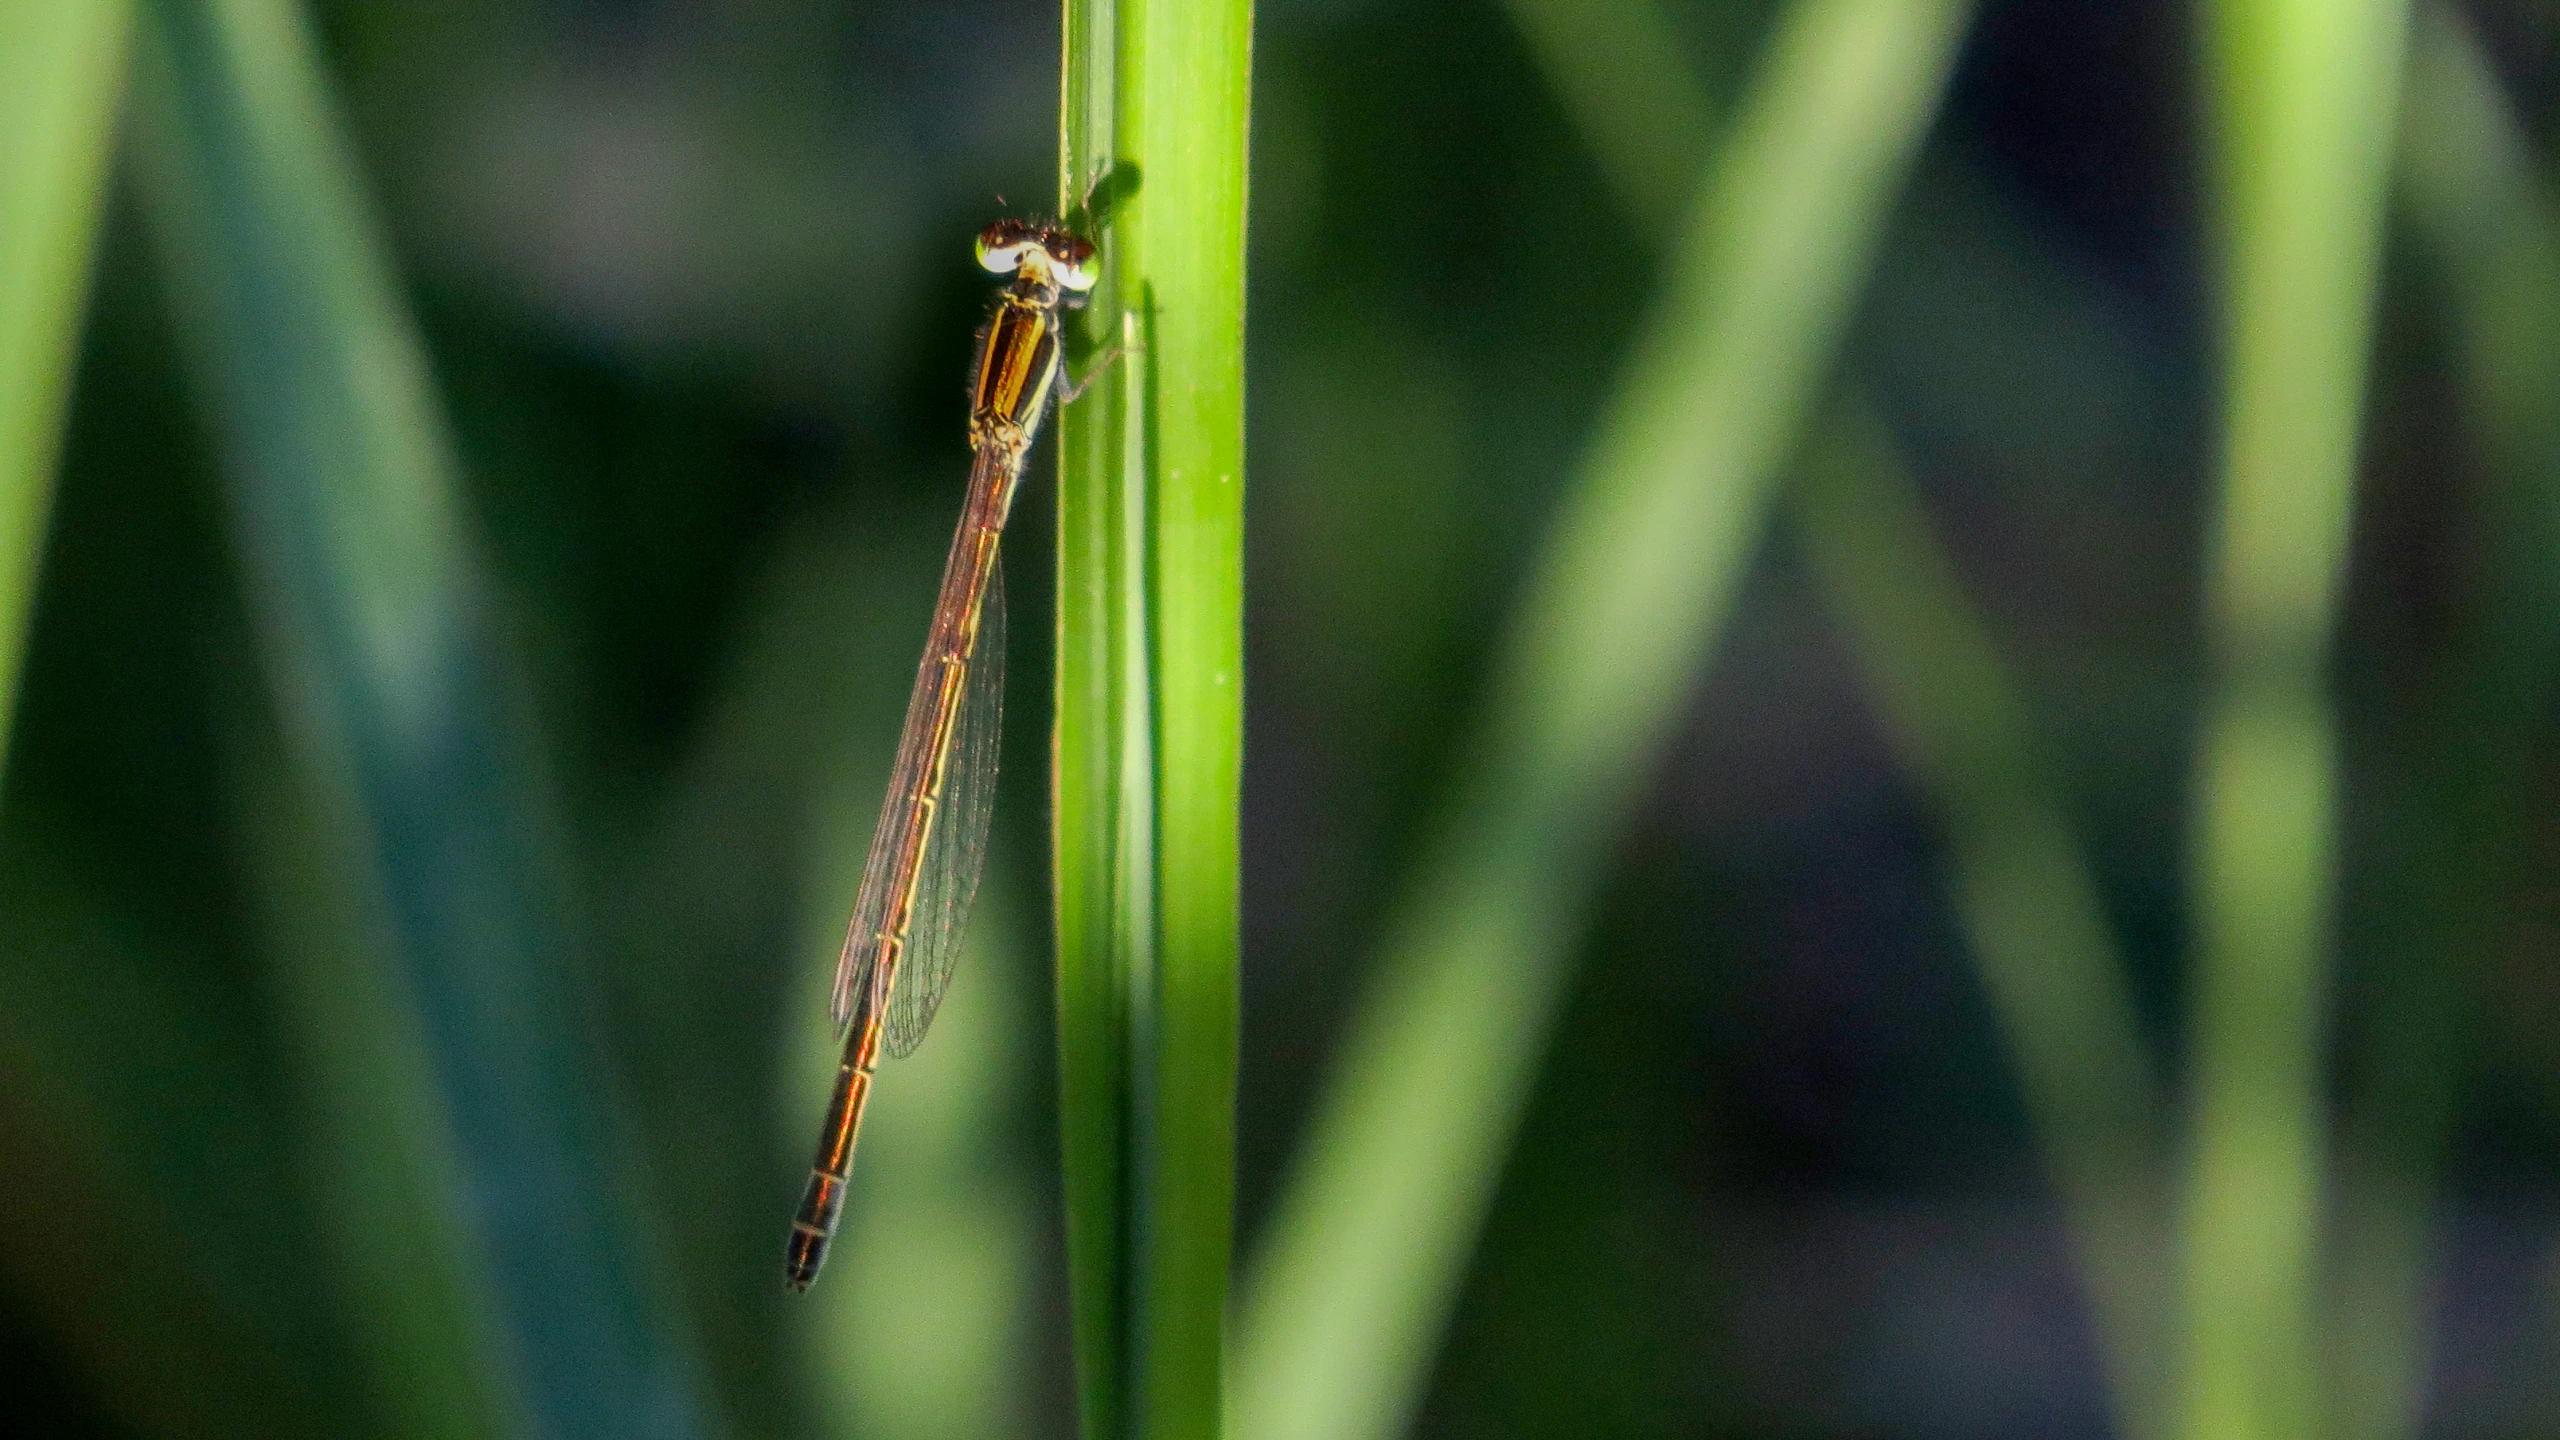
[786,218,1100,1290]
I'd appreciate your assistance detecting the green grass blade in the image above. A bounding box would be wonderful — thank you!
[1057,1,1252,1437]
[2182,3,2414,1439]
[1498,0,1715,230]
[227,704,520,1440]
[1506,13,2171,1429]
[2317,13,2560,1440]
[1054,0,1139,1408]
[127,0,707,1432]
[1230,4,1972,1439]
[2399,3,2560,588]
[0,0,129,794]
[1792,410,2166,1440]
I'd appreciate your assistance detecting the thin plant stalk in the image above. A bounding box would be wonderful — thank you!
[1055,0,1252,1437]
[2182,3,2413,1439]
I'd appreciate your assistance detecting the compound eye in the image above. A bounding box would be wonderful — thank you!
[976,220,1035,273]
[1047,234,1100,290]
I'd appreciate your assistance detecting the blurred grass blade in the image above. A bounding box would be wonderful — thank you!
[1509,10,2171,1430]
[2183,3,2413,1439]
[1231,4,1973,1439]
[228,698,522,1440]
[1498,0,1715,229]
[1057,0,1252,1437]
[0,0,129,793]
[2319,12,2560,1440]
[126,0,707,1434]
[1792,410,2167,1440]
[2400,1,2560,587]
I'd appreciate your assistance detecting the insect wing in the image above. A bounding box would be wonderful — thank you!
[886,552,1003,1056]
[830,528,988,1035]
[830,630,941,1035]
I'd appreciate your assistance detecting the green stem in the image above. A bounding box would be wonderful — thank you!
[1056,1,1251,1437]
[2181,3,2413,1438]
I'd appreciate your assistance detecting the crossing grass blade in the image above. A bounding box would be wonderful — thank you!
[1229,4,1974,1439]
[0,0,129,792]
[1500,21,2172,1436]
[1790,410,2167,1440]
[2399,1,2560,565]
[2315,13,2560,1440]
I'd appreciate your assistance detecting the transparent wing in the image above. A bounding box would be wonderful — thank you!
[832,444,1021,1040]
[830,630,938,1036]
[830,553,1005,1041]
[885,550,1003,1057]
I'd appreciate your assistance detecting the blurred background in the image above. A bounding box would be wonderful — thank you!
[7,0,2560,1437]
